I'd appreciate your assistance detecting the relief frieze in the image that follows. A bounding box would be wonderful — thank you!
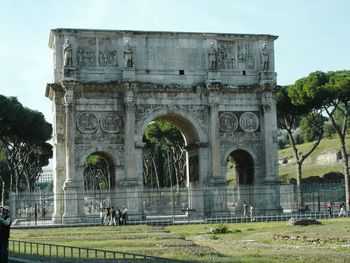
[217,41,236,70]
[219,112,238,132]
[219,111,260,133]
[76,38,96,68]
[76,111,124,134]
[101,112,124,133]
[77,112,99,133]
[98,37,118,67]
[239,112,259,132]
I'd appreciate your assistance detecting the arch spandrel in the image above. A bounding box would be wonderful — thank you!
[75,145,122,168]
[136,107,207,146]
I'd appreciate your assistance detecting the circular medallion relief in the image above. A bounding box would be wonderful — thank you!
[100,112,123,133]
[239,112,259,132]
[219,112,238,132]
[77,112,98,133]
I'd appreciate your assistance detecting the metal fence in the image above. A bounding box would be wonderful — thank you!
[9,240,193,262]
[7,182,347,226]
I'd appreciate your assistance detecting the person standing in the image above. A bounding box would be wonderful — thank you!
[110,207,116,225]
[327,201,333,217]
[243,201,249,221]
[0,206,12,263]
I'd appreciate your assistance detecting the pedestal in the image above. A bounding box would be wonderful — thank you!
[207,70,221,81]
[62,181,82,224]
[123,68,136,80]
[62,67,76,79]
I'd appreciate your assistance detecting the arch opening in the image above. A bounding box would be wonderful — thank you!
[141,114,201,215]
[226,149,254,187]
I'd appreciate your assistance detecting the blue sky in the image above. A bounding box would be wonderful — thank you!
[0,0,349,123]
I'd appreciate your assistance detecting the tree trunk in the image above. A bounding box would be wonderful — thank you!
[296,162,304,207]
[340,140,350,210]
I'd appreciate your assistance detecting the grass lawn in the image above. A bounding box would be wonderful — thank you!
[277,135,350,182]
[11,218,350,262]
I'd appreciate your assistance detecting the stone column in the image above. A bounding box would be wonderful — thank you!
[124,83,136,183]
[61,82,81,223]
[51,90,65,224]
[208,96,221,179]
[123,83,143,219]
[261,91,278,182]
[261,90,281,213]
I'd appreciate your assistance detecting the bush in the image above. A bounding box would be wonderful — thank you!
[209,224,230,234]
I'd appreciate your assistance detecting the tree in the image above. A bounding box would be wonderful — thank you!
[277,85,324,206]
[288,70,350,209]
[0,95,52,197]
[143,121,186,189]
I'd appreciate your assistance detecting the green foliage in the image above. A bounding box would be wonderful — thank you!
[300,114,325,142]
[0,94,52,195]
[288,71,329,108]
[143,120,186,188]
[323,122,336,139]
[84,154,111,191]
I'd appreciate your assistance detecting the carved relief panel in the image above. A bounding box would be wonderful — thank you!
[76,38,97,67]
[219,111,259,133]
[217,41,236,70]
[217,41,256,70]
[76,111,124,144]
[98,38,118,67]
[237,42,255,70]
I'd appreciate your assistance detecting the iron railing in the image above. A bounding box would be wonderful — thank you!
[9,239,194,262]
[7,183,347,226]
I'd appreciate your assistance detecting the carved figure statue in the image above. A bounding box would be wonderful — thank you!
[63,39,73,67]
[123,41,134,68]
[260,43,269,71]
[208,42,217,70]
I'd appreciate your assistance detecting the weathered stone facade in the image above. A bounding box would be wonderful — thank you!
[46,28,281,223]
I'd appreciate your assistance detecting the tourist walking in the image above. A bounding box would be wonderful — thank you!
[338,202,346,217]
[0,206,12,263]
[249,205,254,222]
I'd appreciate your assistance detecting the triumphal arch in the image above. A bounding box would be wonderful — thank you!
[46,28,281,223]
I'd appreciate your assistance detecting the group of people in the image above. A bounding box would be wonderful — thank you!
[0,206,12,263]
[327,200,347,217]
[242,201,254,222]
[100,206,128,226]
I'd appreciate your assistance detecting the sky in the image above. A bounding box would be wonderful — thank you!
[0,0,349,124]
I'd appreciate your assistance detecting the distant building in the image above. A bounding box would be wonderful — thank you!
[38,160,53,183]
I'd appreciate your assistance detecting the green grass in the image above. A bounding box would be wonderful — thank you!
[277,135,350,182]
[10,218,350,262]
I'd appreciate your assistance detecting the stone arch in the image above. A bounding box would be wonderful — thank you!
[222,146,258,185]
[137,108,207,185]
[136,108,206,145]
[78,146,121,168]
[78,146,122,190]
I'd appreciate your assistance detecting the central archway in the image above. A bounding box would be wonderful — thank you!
[138,111,206,216]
